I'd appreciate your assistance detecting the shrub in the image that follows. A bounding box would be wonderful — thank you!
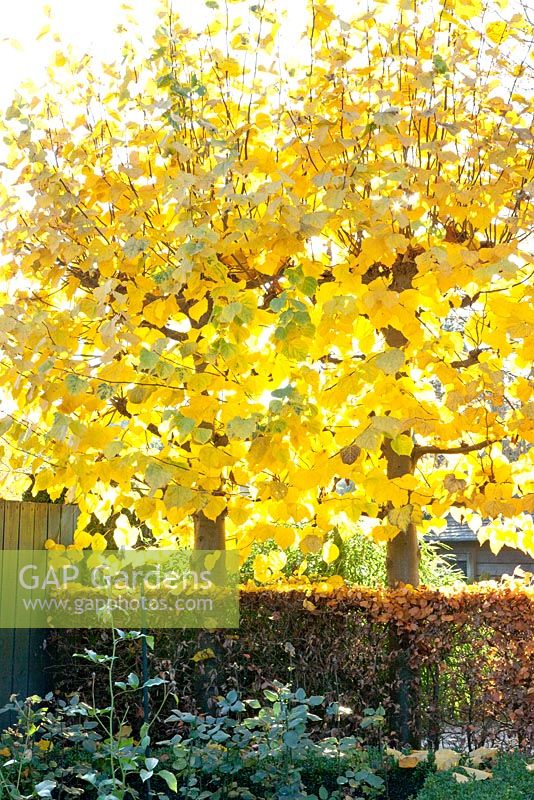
[0,630,173,800]
[416,754,534,800]
[160,685,385,799]
[240,530,464,588]
[0,636,386,800]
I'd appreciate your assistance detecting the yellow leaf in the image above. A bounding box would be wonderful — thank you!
[300,534,323,554]
[388,505,413,532]
[74,530,93,549]
[36,739,53,752]
[116,725,132,741]
[37,24,51,40]
[191,648,215,663]
[113,514,139,548]
[398,750,428,769]
[199,446,233,470]
[453,773,469,784]
[456,767,492,781]
[189,297,209,322]
[91,533,107,552]
[322,541,339,564]
[370,523,399,544]
[399,755,422,769]
[274,526,295,549]
[354,427,382,451]
[485,21,509,43]
[373,416,403,436]
[391,434,413,456]
[203,495,227,521]
[434,749,461,771]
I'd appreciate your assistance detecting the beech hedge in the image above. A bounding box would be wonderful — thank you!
[49,582,534,749]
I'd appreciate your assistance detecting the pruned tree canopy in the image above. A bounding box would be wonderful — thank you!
[0,0,532,583]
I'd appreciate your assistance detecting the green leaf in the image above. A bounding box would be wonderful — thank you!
[38,357,54,375]
[227,416,257,440]
[35,779,57,798]
[283,730,300,748]
[139,348,159,371]
[433,54,449,74]
[96,382,114,400]
[271,384,294,399]
[127,672,139,689]
[144,677,166,687]
[211,729,231,743]
[123,236,148,258]
[165,484,195,508]
[48,412,70,442]
[269,295,286,312]
[308,695,324,706]
[171,413,196,438]
[354,427,382,451]
[219,302,242,323]
[300,275,317,296]
[354,770,384,788]
[158,770,178,793]
[145,462,173,490]
[64,374,88,394]
[0,417,12,436]
[192,427,212,444]
[374,348,405,375]
[104,440,123,459]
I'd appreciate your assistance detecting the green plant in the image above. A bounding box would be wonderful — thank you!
[415,754,534,800]
[0,641,386,800]
[161,683,385,799]
[0,629,176,800]
[386,759,434,800]
[241,531,464,589]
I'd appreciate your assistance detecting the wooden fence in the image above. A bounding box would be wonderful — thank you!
[0,500,78,708]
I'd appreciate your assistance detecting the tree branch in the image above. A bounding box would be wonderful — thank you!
[413,438,498,461]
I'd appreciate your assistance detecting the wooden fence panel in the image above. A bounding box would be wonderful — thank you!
[0,501,78,712]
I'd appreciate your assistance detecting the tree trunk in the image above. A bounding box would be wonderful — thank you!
[192,508,226,712]
[193,509,226,550]
[386,522,420,588]
[382,440,421,746]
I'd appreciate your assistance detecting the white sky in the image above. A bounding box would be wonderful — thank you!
[0,0,525,111]
[0,0,316,110]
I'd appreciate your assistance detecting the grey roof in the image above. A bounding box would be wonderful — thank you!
[425,514,479,542]
[426,512,534,543]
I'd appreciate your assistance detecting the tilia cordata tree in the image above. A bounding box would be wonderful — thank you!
[0,0,533,580]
